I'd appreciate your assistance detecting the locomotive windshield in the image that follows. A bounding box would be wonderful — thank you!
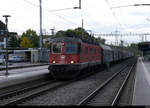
[65,43,78,54]
[52,43,62,54]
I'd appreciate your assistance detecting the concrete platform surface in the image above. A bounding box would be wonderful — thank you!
[0,65,49,89]
[0,62,49,71]
[133,57,150,105]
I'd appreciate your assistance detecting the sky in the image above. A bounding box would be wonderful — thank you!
[0,0,150,45]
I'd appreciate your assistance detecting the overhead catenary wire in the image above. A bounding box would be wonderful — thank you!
[22,0,81,27]
[48,7,78,12]
[105,0,123,29]
[23,0,39,7]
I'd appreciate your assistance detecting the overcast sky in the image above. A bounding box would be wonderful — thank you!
[0,0,150,45]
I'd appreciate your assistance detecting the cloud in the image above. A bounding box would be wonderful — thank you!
[1,0,150,44]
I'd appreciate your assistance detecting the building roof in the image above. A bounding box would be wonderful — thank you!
[0,21,5,29]
[138,42,150,51]
[0,21,5,37]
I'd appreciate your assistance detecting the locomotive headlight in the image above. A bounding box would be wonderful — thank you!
[52,61,56,64]
[71,61,75,64]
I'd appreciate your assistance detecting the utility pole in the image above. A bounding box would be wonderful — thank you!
[50,27,55,42]
[3,15,11,76]
[115,30,118,46]
[142,34,144,42]
[50,27,55,36]
[39,0,43,62]
[82,19,84,28]
[82,19,84,39]
[79,0,81,9]
[145,35,147,41]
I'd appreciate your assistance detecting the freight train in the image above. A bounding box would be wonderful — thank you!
[48,37,133,79]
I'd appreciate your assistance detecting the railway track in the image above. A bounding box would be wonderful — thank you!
[0,67,106,106]
[77,59,136,106]
[0,79,58,105]
[0,58,135,106]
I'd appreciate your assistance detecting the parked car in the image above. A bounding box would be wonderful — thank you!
[0,56,5,65]
[9,56,24,62]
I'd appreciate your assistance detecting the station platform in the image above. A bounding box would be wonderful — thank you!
[0,62,49,71]
[0,65,49,89]
[133,57,150,105]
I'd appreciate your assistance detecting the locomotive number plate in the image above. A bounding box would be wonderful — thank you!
[61,55,65,60]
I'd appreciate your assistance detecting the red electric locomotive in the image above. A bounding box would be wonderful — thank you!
[48,37,102,79]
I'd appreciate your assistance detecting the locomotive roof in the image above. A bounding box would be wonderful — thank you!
[50,37,82,43]
[99,44,112,51]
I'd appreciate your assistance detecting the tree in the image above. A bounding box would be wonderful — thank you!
[8,32,20,48]
[43,40,50,48]
[20,37,33,48]
[95,37,106,44]
[55,30,66,38]
[127,43,140,55]
[8,35,19,48]
[54,27,106,44]
[21,29,39,48]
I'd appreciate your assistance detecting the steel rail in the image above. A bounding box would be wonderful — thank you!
[77,64,130,105]
[0,75,51,95]
[111,62,136,106]
[2,59,134,106]
[0,79,57,100]
[1,80,60,106]
[2,67,104,105]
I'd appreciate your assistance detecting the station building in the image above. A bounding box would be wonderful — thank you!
[138,42,150,60]
[0,48,50,63]
[0,20,6,49]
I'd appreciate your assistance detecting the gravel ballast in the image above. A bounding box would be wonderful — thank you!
[20,59,135,106]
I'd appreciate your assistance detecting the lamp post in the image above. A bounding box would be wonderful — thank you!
[39,0,42,63]
[3,15,11,76]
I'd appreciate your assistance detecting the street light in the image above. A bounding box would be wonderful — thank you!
[3,15,11,76]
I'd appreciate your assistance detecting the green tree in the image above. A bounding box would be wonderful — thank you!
[74,28,101,44]
[55,30,66,38]
[95,37,106,44]
[21,29,39,48]
[8,35,19,48]
[54,27,106,44]
[8,32,20,48]
[43,40,50,48]
[128,43,139,55]
[20,37,34,48]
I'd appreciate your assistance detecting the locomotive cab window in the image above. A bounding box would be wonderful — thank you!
[52,43,62,54]
[65,43,78,54]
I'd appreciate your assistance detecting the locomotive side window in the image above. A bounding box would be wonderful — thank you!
[85,47,88,54]
[52,43,62,54]
[90,48,93,54]
[98,48,101,54]
[94,48,96,54]
[65,43,78,54]
[78,43,81,54]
